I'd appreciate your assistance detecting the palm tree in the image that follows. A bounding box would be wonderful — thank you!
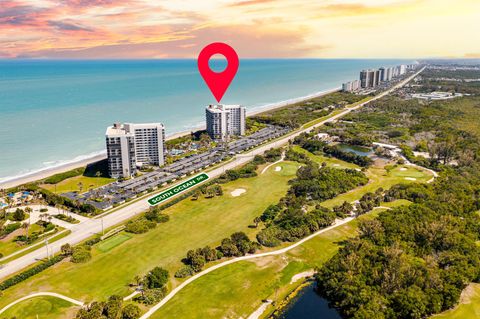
[134,275,142,287]
[22,222,29,240]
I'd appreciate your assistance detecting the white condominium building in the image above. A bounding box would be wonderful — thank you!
[106,122,165,178]
[342,80,360,92]
[206,104,246,141]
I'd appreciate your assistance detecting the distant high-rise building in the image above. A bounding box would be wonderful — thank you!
[360,69,381,88]
[379,67,386,82]
[342,80,360,92]
[373,69,381,86]
[399,65,407,75]
[206,104,246,141]
[360,69,375,88]
[385,67,394,81]
[105,122,166,178]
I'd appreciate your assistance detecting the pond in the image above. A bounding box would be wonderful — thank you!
[278,282,341,319]
[337,144,374,157]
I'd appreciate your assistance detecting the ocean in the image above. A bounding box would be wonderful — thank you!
[0,59,412,182]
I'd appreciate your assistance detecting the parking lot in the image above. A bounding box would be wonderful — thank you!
[62,125,291,210]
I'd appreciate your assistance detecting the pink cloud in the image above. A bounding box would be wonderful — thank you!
[18,24,324,59]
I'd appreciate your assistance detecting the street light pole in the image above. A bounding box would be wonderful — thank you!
[44,238,50,260]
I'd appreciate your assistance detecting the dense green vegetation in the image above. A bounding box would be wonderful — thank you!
[251,92,363,128]
[315,72,480,319]
[256,160,368,247]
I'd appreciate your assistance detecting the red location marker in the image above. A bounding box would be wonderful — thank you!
[198,42,239,103]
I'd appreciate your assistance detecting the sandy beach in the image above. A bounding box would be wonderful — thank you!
[0,87,339,190]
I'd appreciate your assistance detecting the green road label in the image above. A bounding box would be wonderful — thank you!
[148,173,209,206]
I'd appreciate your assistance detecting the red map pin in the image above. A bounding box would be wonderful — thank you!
[198,42,239,103]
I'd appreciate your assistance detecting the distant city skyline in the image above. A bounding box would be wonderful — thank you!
[1,0,480,59]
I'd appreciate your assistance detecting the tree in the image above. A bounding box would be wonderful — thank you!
[12,208,25,221]
[121,304,141,319]
[104,295,122,319]
[144,267,169,289]
[61,243,73,256]
[21,222,29,239]
[253,216,261,228]
[133,275,142,287]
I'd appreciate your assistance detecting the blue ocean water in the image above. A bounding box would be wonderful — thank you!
[0,59,411,181]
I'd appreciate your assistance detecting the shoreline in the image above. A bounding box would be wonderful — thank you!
[0,87,340,190]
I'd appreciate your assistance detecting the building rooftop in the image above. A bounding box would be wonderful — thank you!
[106,122,164,136]
[206,104,243,112]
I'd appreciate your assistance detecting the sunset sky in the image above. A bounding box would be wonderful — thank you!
[1,0,479,59]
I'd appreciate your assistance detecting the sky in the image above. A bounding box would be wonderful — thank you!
[1,0,479,59]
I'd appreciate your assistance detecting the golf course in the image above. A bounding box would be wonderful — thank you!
[0,147,435,319]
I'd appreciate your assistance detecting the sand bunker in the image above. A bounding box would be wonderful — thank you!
[275,166,282,172]
[333,164,340,167]
[231,188,246,197]
[405,177,417,181]
[400,167,408,171]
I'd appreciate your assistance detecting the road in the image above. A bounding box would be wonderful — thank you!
[0,68,424,280]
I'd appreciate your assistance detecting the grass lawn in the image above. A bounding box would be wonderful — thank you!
[0,296,79,319]
[40,175,114,194]
[432,283,480,319]
[96,233,132,253]
[0,161,299,309]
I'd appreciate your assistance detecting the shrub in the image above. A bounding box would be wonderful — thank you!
[145,267,169,289]
[71,246,92,263]
[125,218,156,234]
[121,304,141,319]
[132,287,167,305]
[175,265,195,278]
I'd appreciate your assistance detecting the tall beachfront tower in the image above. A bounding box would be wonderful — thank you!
[205,104,246,141]
[106,123,137,178]
[124,123,166,167]
[105,122,166,178]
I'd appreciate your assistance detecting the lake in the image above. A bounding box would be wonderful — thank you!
[278,282,341,319]
[337,144,374,157]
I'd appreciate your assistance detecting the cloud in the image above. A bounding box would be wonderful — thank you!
[48,20,94,32]
[0,2,48,27]
[60,0,133,7]
[19,23,324,58]
[228,0,274,7]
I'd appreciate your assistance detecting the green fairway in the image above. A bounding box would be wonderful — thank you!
[151,212,367,319]
[40,175,114,194]
[96,233,132,253]
[0,296,79,319]
[432,284,480,319]
[291,145,360,169]
[321,161,433,209]
[0,161,299,309]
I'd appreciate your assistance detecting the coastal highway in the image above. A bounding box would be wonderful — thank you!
[0,68,424,281]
